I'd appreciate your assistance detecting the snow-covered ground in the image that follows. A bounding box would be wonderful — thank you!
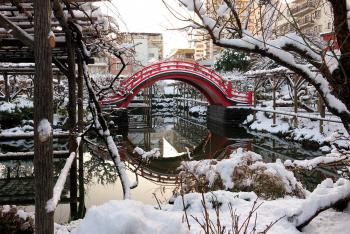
[54,187,350,234]
[51,148,350,234]
[245,108,349,150]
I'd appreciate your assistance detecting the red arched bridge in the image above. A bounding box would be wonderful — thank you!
[100,61,253,108]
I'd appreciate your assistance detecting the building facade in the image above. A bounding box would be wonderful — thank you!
[167,48,195,62]
[193,0,258,61]
[274,0,333,37]
[111,32,164,76]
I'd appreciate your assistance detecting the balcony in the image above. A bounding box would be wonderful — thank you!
[290,1,316,17]
[297,17,315,28]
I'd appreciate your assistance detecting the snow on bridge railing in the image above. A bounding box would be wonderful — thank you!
[101,61,253,106]
[120,61,228,94]
[231,91,253,105]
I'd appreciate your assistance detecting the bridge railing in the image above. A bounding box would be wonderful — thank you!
[231,91,253,105]
[101,61,253,106]
[121,61,229,94]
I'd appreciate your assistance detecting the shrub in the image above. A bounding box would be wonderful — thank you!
[0,206,34,234]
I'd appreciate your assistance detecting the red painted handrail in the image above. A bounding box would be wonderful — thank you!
[101,61,252,106]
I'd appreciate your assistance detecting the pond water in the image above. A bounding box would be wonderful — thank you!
[0,107,338,223]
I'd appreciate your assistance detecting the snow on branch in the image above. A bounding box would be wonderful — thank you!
[288,178,350,229]
[81,58,131,199]
[167,0,350,128]
[46,137,81,213]
[284,154,350,170]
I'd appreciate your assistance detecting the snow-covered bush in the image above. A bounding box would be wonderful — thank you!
[0,98,33,128]
[178,148,305,199]
[0,205,34,234]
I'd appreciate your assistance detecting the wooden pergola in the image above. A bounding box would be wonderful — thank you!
[245,68,327,133]
[0,1,114,233]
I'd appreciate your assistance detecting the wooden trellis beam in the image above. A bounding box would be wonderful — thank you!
[0,12,34,48]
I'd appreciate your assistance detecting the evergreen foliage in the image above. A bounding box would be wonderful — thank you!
[214,49,251,72]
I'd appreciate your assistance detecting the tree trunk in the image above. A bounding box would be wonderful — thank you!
[33,1,54,233]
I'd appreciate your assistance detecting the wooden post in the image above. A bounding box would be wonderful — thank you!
[272,84,277,125]
[293,76,299,128]
[66,30,78,220]
[4,72,9,102]
[77,54,85,218]
[33,1,54,233]
[318,93,325,134]
[149,85,153,128]
[269,75,285,127]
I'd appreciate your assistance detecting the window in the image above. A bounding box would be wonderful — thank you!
[116,63,123,70]
[328,22,332,29]
[148,53,155,58]
[314,10,321,19]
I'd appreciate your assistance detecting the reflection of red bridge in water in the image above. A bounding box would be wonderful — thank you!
[100,61,253,108]
[118,132,252,185]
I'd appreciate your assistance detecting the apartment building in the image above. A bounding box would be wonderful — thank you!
[112,32,164,75]
[274,0,333,37]
[193,0,258,61]
[167,48,195,62]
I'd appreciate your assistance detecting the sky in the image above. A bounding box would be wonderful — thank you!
[108,0,190,57]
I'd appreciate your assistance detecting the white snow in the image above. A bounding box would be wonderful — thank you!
[71,200,189,234]
[179,148,304,195]
[302,208,350,233]
[248,111,290,134]
[46,137,81,213]
[217,4,229,17]
[288,178,350,226]
[0,98,33,113]
[133,146,161,160]
[61,179,350,234]
[245,106,349,149]
[284,154,348,170]
[37,118,52,142]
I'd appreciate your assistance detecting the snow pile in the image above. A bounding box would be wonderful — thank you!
[133,147,161,161]
[247,112,290,134]
[179,148,305,198]
[55,220,81,234]
[246,109,350,149]
[71,200,189,234]
[37,118,52,142]
[291,128,327,144]
[0,98,33,113]
[57,177,350,234]
[0,102,16,113]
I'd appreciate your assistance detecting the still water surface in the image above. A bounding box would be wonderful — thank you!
[0,112,336,223]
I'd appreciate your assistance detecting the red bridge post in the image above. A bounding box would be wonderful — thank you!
[247,91,253,105]
[226,80,233,98]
